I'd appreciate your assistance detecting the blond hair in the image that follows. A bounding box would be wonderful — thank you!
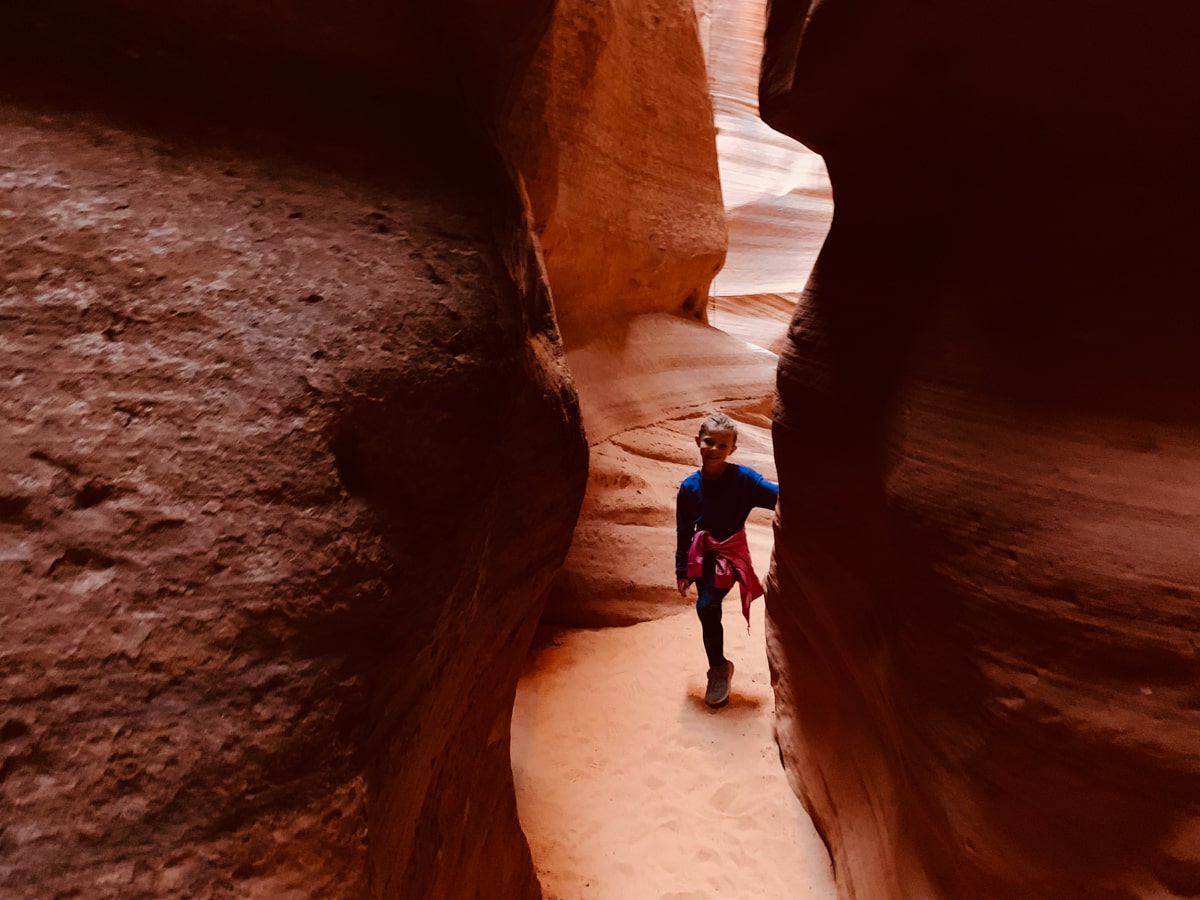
[697,413,737,440]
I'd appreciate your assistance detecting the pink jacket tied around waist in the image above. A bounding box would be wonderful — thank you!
[686,528,763,626]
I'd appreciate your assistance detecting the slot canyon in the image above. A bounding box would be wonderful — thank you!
[1,4,1197,900]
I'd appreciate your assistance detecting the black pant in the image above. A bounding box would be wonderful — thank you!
[694,553,732,668]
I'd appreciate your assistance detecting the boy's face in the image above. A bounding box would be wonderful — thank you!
[696,428,737,466]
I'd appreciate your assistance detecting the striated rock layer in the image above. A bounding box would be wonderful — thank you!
[761,2,1200,898]
[0,5,585,899]
[702,0,831,298]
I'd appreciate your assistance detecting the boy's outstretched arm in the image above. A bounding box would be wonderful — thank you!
[754,471,780,510]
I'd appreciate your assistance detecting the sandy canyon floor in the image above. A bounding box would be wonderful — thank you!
[511,514,837,900]
[509,129,835,891]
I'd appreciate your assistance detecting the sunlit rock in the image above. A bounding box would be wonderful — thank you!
[704,0,831,297]
[500,0,726,338]
[499,0,754,628]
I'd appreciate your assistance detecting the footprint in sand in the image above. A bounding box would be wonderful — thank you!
[708,778,760,817]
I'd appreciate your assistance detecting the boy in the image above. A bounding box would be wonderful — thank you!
[675,413,779,708]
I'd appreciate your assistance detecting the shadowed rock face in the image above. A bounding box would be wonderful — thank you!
[0,4,584,899]
[761,2,1200,898]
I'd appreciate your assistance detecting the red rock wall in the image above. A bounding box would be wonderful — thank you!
[1,5,584,899]
[702,0,831,298]
[500,0,727,340]
[496,0,748,627]
[761,2,1200,898]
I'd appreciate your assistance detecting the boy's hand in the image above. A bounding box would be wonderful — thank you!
[677,578,689,596]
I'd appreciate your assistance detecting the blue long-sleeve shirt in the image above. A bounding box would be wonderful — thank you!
[675,464,779,578]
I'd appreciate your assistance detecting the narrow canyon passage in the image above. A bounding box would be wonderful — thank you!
[507,7,837,889]
[511,436,837,900]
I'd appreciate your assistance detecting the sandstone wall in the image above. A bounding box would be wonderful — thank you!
[761,2,1200,898]
[1,5,585,899]
[500,0,727,339]
[496,0,757,627]
[704,0,831,298]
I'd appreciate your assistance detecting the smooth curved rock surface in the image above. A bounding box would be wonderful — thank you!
[501,0,726,340]
[703,0,831,297]
[0,6,584,899]
[762,2,1200,898]
[708,291,796,356]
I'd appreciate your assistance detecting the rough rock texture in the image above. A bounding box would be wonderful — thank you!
[761,2,1200,898]
[1,5,585,899]
[500,0,726,338]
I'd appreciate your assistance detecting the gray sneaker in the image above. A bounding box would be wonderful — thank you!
[705,660,734,708]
